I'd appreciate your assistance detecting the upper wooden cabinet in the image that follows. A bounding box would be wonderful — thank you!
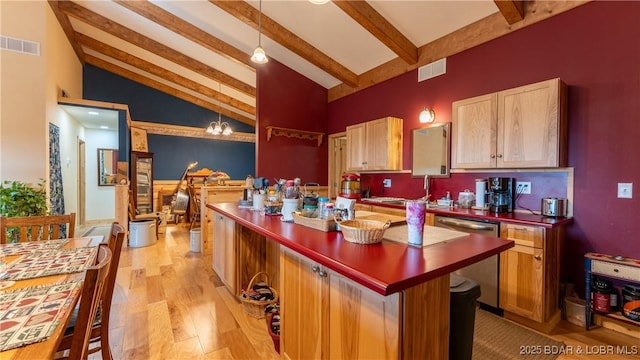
[452,78,567,169]
[346,117,403,171]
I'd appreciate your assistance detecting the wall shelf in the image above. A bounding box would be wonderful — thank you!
[265,126,324,146]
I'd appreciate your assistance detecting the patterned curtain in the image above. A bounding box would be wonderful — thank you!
[49,123,67,237]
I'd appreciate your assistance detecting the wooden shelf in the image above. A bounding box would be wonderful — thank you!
[265,126,324,146]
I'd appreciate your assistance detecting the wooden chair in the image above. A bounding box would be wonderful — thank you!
[0,213,76,244]
[128,190,160,241]
[55,244,112,359]
[57,222,125,360]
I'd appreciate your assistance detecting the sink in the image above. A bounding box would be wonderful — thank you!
[362,197,406,205]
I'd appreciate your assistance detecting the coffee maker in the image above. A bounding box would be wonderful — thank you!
[488,177,515,213]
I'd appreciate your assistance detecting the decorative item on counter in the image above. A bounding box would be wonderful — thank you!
[406,200,426,246]
[458,190,475,209]
[245,175,254,189]
[335,218,391,244]
[264,201,282,215]
[281,198,299,221]
[301,183,320,216]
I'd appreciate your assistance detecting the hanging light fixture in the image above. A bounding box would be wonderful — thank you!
[206,84,233,136]
[419,107,436,123]
[251,0,268,64]
[309,0,330,4]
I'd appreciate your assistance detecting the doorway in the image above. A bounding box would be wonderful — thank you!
[328,132,347,199]
[78,139,85,226]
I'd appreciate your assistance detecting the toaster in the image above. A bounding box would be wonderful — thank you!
[541,197,568,217]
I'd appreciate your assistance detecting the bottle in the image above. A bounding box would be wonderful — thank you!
[317,197,329,219]
[324,203,335,220]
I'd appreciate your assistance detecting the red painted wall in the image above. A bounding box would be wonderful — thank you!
[257,59,328,184]
[328,2,640,289]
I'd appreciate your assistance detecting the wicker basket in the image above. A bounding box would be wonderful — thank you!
[292,212,336,232]
[241,272,279,319]
[337,219,391,244]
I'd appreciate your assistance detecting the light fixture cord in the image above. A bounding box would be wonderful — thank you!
[258,0,263,46]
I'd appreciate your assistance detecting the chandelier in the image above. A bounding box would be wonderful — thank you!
[206,118,232,136]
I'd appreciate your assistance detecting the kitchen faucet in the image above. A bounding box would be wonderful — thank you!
[423,175,430,201]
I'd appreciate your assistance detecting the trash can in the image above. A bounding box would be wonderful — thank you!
[129,219,156,248]
[449,274,481,360]
[190,228,201,252]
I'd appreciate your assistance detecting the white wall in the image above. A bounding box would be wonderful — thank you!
[85,129,118,221]
[56,109,85,218]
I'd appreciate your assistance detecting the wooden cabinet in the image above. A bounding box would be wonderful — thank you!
[212,213,238,294]
[130,151,154,214]
[280,248,401,359]
[201,187,244,254]
[346,117,403,171]
[499,223,562,327]
[452,78,567,169]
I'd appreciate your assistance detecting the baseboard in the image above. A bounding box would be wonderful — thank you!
[594,313,640,339]
[503,310,561,334]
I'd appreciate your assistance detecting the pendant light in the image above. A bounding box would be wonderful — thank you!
[251,0,268,64]
[206,84,233,136]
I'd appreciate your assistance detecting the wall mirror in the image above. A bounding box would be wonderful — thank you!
[412,123,450,177]
[98,148,118,186]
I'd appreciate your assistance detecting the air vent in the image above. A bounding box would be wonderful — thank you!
[0,35,40,56]
[418,58,446,82]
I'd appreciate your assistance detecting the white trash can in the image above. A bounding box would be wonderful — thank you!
[129,219,156,248]
[190,228,202,253]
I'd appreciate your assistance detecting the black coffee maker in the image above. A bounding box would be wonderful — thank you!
[488,177,515,213]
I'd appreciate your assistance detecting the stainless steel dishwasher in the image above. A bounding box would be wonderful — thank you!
[434,215,501,310]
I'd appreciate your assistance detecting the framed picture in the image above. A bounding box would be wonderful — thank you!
[131,127,149,152]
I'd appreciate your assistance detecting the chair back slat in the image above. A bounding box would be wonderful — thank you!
[0,213,76,243]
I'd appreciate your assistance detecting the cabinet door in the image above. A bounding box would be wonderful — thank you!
[366,117,402,170]
[328,271,400,359]
[498,78,565,168]
[499,244,544,322]
[212,213,237,294]
[451,93,497,169]
[346,123,367,171]
[280,249,327,360]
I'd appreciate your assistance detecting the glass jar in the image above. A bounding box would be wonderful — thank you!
[323,203,335,220]
[317,197,329,218]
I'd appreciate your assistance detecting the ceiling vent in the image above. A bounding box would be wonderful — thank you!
[1,35,40,56]
[418,58,446,82]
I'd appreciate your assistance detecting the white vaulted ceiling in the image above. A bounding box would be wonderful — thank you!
[49,0,588,127]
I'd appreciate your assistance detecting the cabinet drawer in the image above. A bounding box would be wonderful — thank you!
[591,260,640,281]
[500,223,544,248]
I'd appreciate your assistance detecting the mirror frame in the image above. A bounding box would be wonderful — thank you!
[411,123,450,178]
[98,148,119,186]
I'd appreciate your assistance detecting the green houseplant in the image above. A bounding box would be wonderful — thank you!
[1,180,48,241]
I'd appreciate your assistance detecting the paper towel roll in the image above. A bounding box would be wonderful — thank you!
[475,179,487,208]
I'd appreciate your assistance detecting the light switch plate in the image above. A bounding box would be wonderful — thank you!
[617,183,633,198]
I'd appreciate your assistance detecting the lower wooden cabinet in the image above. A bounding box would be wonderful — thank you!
[280,247,401,359]
[499,223,562,326]
[212,213,238,295]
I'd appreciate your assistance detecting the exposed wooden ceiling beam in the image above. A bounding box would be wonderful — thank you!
[47,1,85,63]
[328,0,590,101]
[494,0,525,25]
[113,0,255,70]
[210,0,359,87]
[57,1,256,98]
[75,33,256,116]
[332,1,418,64]
[83,55,256,127]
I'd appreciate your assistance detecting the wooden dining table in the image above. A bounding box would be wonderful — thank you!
[0,236,103,359]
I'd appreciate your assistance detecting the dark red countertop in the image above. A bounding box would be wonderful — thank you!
[208,202,514,296]
[360,201,574,228]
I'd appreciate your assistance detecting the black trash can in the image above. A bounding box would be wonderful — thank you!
[449,274,481,360]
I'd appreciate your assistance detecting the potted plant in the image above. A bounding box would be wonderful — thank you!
[0,180,48,241]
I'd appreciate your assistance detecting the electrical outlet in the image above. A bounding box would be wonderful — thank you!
[383,179,392,188]
[516,181,531,194]
[618,183,633,198]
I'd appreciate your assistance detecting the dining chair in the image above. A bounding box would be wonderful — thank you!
[57,222,124,360]
[0,213,76,244]
[55,244,112,360]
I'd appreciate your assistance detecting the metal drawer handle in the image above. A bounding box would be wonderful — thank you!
[312,265,320,273]
[318,270,327,278]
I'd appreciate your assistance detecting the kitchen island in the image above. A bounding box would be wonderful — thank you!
[207,202,514,359]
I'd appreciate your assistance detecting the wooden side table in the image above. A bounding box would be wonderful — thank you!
[584,252,640,330]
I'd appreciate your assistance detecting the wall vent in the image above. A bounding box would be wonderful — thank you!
[1,35,40,56]
[418,58,446,82]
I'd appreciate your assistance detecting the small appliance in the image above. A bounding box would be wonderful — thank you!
[541,197,568,217]
[488,177,514,213]
[339,174,361,199]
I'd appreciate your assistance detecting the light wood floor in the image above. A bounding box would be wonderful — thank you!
[94,224,639,360]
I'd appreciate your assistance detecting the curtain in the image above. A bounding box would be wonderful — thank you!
[49,123,67,237]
